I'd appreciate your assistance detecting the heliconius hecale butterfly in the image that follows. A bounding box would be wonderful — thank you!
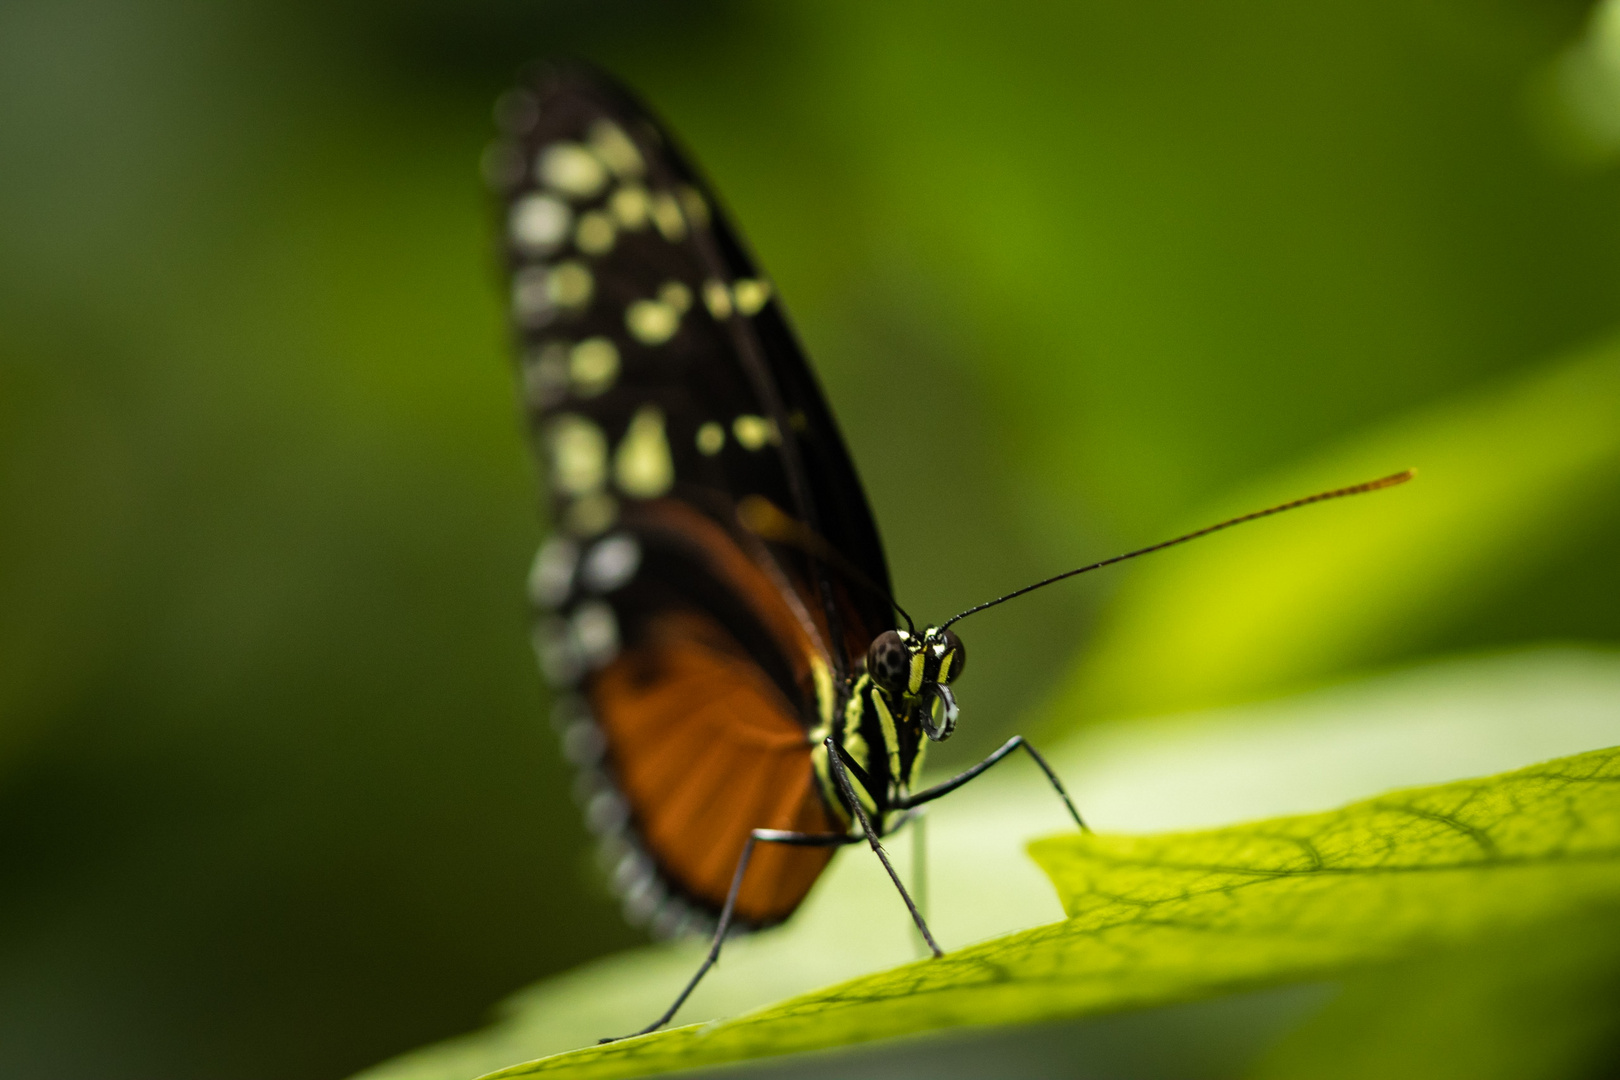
[484,63,1413,1042]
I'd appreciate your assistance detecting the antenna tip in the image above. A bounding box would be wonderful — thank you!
[1362,468,1416,492]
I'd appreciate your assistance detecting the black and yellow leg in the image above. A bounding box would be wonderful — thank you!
[825,737,944,959]
[601,826,858,1043]
[896,735,1089,832]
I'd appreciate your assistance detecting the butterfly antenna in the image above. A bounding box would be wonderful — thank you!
[941,469,1415,630]
[738,496,916,633]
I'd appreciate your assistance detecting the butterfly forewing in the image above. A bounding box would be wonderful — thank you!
[491,66,891,934]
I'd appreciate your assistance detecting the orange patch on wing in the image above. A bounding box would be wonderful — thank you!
[592,608,838,924]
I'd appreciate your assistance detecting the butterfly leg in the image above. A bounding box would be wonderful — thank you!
[896,735,1089,832]
[601,826,857,1043]
[825,737,945,959]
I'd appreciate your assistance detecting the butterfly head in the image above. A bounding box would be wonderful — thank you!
[865,626,965,741]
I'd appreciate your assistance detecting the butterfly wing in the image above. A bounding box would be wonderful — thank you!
[489,65,890,934]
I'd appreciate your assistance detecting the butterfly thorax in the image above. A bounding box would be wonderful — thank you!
[810,626,966,832]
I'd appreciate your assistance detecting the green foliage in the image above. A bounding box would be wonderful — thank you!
[1053,333,1620,729]
[362,740,1620,1080]
[1253,913,1620,1080]
[7,2,1620,1077]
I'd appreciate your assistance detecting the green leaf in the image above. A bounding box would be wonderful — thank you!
[450,745,1620,1080]
[352,651,1620,1080]
[1050,333,1620,729]
[1250,911,1620,1080]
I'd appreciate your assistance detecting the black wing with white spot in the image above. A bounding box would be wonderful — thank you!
[487,64,888,934]
[489,64,893,668]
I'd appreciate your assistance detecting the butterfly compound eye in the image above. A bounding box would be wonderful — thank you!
[866,630,911,693]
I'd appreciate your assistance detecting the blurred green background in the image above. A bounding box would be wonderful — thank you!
[4,1,1620,1077]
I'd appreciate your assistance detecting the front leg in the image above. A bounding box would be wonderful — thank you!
[826,739,944,958]
[600,825,858,1042]
[896,735,1089,832]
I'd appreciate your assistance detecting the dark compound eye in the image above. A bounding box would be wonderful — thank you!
[935,627,966,683]
[865,630,911,693]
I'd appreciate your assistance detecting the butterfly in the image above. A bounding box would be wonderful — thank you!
[485,63,1413,1041]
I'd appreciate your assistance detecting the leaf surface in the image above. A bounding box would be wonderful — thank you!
[472,745,1620,1080]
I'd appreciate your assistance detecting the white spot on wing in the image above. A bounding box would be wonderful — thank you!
[570,599,620,669]
[512,263,593,327]
[695,421,725,455]
[564,491,617,536]
[568,337,619,397]
[614,405,675,498]
[529,536,579,609]
[702,279,732,319]
[733,414,776,451]
[651,191,686,241]
[581,533,641,593]
[678,186,710,228]
[511,265,556,326]
[548,413,608,495]
[539,143,608,199]
[658,280,692,313]
[548,261,594,311]
[493,88,540,135]
[561,717,605,766]
[611,185,650,229]
[733,278,771,315]
[534,616,581,685]
[626,299,680,345]
[622,872,664,924]
[588,787,630,835]
[519,340,570,408]
[510,193,572,254]
[588,119,646,178]
[574,210,616,255]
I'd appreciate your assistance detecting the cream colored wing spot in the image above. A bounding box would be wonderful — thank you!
[695,421,725,455]
[533,615,579,685]
[610,184,650,230]
[732,414,777,451]
[614,405,675,498]
[511,265,555,327]
[677,185,710,229]
[569,600,620,670]
[651,191,687,242]
[539,143,608,200]
[658,280,692,314]
[528,536,578,610]
[733,278,771,316]
[509,193,572,255]
[520,340,570,408]
[626,299,680,345]
[574,210,616,256]
[517,263,594,326]
[581,533,641,593]
[548,413,609,495]
[548,261,594,312]
[702,279,733,319]
[587,119,646,179]
[565,491,617,537]
[568,337,619,397]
